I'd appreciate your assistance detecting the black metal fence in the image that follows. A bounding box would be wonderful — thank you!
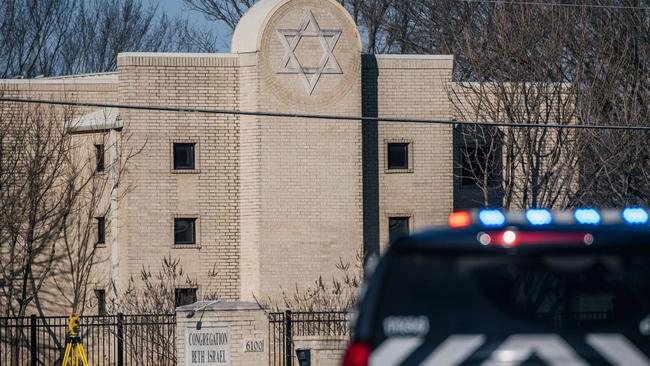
[2,311,347,366]
[269,311,350,366]
[0,314,176,366]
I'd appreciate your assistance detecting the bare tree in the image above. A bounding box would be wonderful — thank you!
[0,0,220,78]
[383,0,479,71]
[258,253,362,312]
[115,255,221,315]
[182,0,375,51]
[184,0,257,31]
[48,125,142,315]
[569,4,650,206]
[173,19,222,53]
[0,94,145,320]
[451,3,585,209]
[58,0,180,75]
[357,0,394,53]
[402,0,648,207]
[0,101,80,318]
[0,0,78,78]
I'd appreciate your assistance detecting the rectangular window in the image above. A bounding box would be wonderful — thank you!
[173,143,196,170]
[175,288,197,307]
[387,143,409,170]
[96,217,106,244]
[174,218,196,245]
[94,289,106,316]
[389,217,410,243]
[95,144,105,172]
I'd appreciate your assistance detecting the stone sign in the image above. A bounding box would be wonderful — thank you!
[185,325,231,366]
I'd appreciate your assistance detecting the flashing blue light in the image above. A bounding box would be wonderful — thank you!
[478,209,506,227]
[574,208,601,225]
[622,207,649,225]
[526,209,553,225]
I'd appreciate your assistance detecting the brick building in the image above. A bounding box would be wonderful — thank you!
[1,0,472,312]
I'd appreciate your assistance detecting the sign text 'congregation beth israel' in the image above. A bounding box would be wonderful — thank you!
[2,0,483,313]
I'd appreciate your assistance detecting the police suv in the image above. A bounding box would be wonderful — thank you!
[344,208,650,366]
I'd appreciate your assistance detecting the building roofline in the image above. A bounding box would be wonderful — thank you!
[43,72,118,80]
[373,54,454,60]
[1,72,118,84]
[1,78,117,85]
[117,52,238,58]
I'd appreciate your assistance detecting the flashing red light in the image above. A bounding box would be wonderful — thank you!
[485,231,591,246]
[449,211,472,228]
[342,342,371,366]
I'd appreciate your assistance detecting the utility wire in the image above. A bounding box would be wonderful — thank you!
[1,96,649,131]
[459,0,650,10]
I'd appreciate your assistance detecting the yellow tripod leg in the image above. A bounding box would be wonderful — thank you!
[62,343,72,366]
[78,343,90,366]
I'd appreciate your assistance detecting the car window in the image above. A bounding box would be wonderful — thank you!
[375,253,650,339]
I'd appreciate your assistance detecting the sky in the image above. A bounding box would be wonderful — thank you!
[157,0,233,52]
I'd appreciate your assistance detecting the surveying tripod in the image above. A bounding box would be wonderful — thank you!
[61,313,90,366]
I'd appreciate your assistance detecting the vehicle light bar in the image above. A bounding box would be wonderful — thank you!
[448,211,471,228]
[478,209,506,227]
[622,207,649,225]
[574,208,601,225]
[525,209,553,226]
[448,207,650,228]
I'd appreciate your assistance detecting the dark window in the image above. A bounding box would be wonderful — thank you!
[173,143,195,170]
[95,144,105,172]
[387,143,409,170]
[175,288,197,307]
[174,218,196,245]
[94,289,106,316]
[375,253,650,339]
[96,217,106,244]
[389,217,410,243]
[461,145,492,186]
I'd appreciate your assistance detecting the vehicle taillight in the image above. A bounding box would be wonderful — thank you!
[342,342,371,366]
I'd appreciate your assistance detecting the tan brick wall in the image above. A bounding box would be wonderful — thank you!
[245,0,365,301]
[364,55,455,252]
[116,53,241,300]
[238,54,263,300]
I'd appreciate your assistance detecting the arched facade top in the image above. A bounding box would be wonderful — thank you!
[231,0,361,54]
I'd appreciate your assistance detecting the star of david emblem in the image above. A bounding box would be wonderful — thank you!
[276,10,343,95]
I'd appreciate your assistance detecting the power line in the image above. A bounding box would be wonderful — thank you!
[1,96,649,131]
[459,0,650,10]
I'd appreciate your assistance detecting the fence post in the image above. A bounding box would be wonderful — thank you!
[30,314,37,366]
[285,310,292,366]
[117,313,124,366]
